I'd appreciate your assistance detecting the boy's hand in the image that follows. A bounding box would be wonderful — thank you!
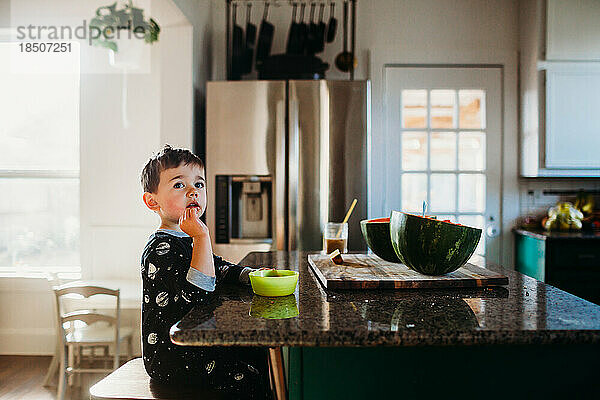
[179,208,210,238]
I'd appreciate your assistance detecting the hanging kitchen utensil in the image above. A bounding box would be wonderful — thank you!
[231,3,244,80]
[326,2,337,43]
[243,2,256,74]
[255,2,274,67]
[296,3,308,54]
[306,3,318,55]
[316,3,326,53]
[335,1,355,73]
[286,3,300,54]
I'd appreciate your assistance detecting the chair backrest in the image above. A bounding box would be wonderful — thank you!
[53,283,121,349]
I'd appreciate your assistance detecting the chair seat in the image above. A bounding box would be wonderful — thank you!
[90,358,228,400]
[66,325,133,344]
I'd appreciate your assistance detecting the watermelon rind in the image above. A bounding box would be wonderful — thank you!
[389,211,482,275]
[360,218,402,263]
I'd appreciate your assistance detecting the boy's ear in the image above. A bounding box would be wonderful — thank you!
[142,192,160,212]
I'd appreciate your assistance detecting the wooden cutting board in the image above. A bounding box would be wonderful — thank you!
[307,254,508,290]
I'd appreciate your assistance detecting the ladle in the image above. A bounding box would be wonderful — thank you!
[334,1,355,73]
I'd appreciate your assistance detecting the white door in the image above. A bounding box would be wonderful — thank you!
[385,66,502,264]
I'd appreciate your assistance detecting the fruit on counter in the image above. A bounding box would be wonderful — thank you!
[389,211,482,275]
[543,202,583,231]
[520,215,541,230]
[574,191,594,217]
[360,217,402,263]
[329,249,344,265]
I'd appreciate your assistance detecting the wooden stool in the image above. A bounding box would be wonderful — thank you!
[89,354,286,400]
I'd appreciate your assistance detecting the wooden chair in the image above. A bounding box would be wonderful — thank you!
[52,283,134,400]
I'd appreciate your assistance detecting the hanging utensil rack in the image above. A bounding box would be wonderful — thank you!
[226,0,357,80]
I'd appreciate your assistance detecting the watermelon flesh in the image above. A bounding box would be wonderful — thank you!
[389,211,482,275]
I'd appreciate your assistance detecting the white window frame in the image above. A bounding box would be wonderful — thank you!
[0,28,81,279]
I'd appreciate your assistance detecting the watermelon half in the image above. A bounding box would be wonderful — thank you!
[389,211,482,275]
[360,218,402,263]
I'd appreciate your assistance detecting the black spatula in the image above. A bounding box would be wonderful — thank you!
[286,3,300,54]
[316,3,326,53]
[242,3,256,74]
[231,3,244,80]
[255,2,274,67]
[295,3,308,55]
[306,3,318,55]
[326,2,337,43]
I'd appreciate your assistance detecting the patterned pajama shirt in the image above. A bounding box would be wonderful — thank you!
[140,229,270,398]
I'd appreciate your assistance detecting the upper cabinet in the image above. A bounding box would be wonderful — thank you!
[546,0,600,61]
[520,0,600,177]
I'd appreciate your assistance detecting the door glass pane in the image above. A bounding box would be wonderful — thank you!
[402,90,427,128]
[434,214,456,223]
[459,132,486,171]
[430,173,456,212]
[459,90,485,129]
[430,132,457,171]
[458,174,485,212]
[458,215,485,256]
[402,132,427,171]
[401,173,427,212]
[430,90,455,129]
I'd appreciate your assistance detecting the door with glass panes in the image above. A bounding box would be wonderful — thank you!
[385,66,502,263]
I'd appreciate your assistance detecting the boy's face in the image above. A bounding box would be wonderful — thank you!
[143,163,206,228]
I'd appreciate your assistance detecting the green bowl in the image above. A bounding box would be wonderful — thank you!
[249,269,299,297]
[360,217,402,263]
[249,294,299,319]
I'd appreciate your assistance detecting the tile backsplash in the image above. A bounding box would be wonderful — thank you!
[519,179,600,219]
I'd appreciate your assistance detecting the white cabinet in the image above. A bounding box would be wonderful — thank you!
[545,65,600,169]
[546,0,600,60]
[519,0,600,177]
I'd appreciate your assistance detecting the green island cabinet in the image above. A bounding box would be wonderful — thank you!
[285,345,600,399]
[514,228,600,304]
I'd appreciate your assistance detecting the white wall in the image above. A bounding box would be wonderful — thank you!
[172,0,213,157]
[1,0,193,354]
[0,0,8,27]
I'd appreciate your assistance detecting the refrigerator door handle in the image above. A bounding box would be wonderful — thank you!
[275,99,287,251]
[288,96,299,251]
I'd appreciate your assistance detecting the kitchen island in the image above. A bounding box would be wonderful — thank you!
[170,251,600,399]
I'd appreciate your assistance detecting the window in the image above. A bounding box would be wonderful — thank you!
[399,89,487,256]
[0,35,80,278]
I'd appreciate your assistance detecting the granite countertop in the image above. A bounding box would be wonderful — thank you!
[169,251,600,347]
[514,228,600,240]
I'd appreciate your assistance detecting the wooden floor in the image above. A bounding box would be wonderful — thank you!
[0,356,109,400]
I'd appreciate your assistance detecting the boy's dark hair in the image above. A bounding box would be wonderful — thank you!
[141,144,204,193]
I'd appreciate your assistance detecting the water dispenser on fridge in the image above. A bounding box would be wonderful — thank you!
[214,175,272,243]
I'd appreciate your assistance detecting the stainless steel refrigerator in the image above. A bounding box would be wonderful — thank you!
[206,80,369,262]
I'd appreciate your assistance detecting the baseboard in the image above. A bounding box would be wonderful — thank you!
[0,328,56,355]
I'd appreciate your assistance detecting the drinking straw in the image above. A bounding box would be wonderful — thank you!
[336,198,358,238]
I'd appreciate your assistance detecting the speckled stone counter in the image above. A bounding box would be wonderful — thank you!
[170,251,600,347]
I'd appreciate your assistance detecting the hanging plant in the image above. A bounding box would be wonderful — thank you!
[89,0,160,52]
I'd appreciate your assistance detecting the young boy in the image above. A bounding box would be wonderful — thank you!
[140,144,270,398]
